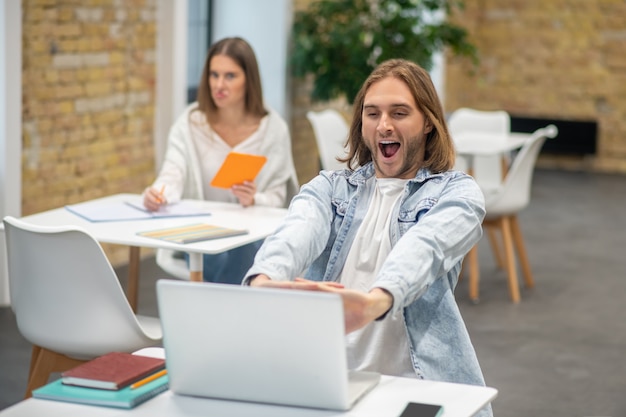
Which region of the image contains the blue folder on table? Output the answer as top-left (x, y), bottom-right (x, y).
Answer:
top-left (65, 197), bottom-right (211, 222)
top-left (32, 375), bottom-right (169, 409)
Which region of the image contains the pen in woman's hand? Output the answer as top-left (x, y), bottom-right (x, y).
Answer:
top-left (143, 186), bottom-right (166, 211)
top-left (156, 185), bottom-right (165, 204)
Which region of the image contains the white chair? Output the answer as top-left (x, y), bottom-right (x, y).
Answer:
top-left (306, 109), bottom-right (349, 171)
top-left (3, 216), bottom-right (163, 397)
top-left (156, 248), bottom-right (189, 280)
top-left (448, 108), bottom-right (512, 284)
top-left (448, 107), bottom-right (511, 190)
top-left (467, 125), bottom-right (558, 303)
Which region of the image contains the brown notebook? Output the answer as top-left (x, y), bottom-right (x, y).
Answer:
top-left (61, 352), bottom-right (165, 390)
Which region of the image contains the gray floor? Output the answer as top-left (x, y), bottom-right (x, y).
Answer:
top-left (1, 168), bottom-right (625, 416)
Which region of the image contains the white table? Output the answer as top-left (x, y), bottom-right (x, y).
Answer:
top-left (454, 132), bottom-right (531, 158)
top-left (454, 132), bottom-right (531, 175)
top-left (0, 376), bottom-right (497, 417)
top-left (11, 194), bottom-right (288, 310)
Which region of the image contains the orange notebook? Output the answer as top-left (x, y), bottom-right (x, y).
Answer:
top-left (210, 152), bottom-right (267, 189)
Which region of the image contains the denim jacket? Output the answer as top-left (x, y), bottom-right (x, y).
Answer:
top-left (245, 162), bottom-right (491, 412)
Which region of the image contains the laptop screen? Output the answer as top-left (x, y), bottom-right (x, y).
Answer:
top-left (156, 280), bottom-right (378, 410)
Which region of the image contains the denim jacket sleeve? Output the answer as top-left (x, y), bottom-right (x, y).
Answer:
top-left (374, 172), bottom-right (486, 317)
top-left (244, 172), bottom-right (337, 283)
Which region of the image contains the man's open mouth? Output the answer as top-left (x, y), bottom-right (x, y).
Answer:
top-left (379, 141), bottom-right (400, 158)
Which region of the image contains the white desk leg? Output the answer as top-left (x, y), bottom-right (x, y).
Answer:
top-left (189, 252), bottom-right (203, 282)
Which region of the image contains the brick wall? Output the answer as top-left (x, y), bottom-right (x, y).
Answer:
top-left (289, 0), bottom-right (353, 186)
top-left (445, 0), bottom-right (626, 172)
top-left (290, 0), bottom-right (321, 186)
top-left (290, 75), bottom-right (353, 186)
top-left (22, 0), bottom-right (157, 264)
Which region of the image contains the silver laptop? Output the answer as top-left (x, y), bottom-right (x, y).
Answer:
top-left (156, 279), bottom-right (380, 410)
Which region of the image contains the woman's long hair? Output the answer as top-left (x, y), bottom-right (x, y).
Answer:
top-left (195, 37), bottom-right (267, 118)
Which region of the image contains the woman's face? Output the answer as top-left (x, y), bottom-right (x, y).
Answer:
top-left (209, 54), bottom-right (247, 109)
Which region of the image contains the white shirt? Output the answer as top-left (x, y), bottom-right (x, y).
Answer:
top-left (190, 113), bottom-right (269, 203)
top-left (339, 178), bottom-right (415, 378)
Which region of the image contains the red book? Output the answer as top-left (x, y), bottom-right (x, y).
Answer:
top-left (61, 352), bottom-right (165, 390)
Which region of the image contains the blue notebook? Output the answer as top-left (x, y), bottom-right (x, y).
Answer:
top-left (65, 198), bottom-right (211, 222)
top-left (32, 375), bottom-right (169, 409)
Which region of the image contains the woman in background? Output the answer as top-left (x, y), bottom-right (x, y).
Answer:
top-left (143, 37), bottom-right (298, 283)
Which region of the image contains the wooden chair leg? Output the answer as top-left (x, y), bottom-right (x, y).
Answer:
top-left (500, 155), bottom-right (509, 180)
top-left (510, 215), bottom-right (535, 288)
top-left (467, 245), bottom-right (480, 303)
top-left (27, 345), bottom-right (42, 382)
top-left (486, 226), bottom-right (505, 269)
top-left (25, 347), bottom-right (54, 398)
top-left (499, 217), bottom-right (520, 303)
top-left (25, 347), bottom-right (87, 398)
top-left (459, 256), bottom-right (466, 280)
top-left (127, 246), bottom-right (141, 313)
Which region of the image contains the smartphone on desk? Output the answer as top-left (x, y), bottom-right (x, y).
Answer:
top-left (398, 402), bottom-right (444, 417)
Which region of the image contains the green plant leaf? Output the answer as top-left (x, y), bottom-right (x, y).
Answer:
top-left (291, 0), bottom-right (478, 103)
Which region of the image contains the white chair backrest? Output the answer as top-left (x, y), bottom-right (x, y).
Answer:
top-left (448, 108), bottom-right (511, 135)
top-left (306, 109), bottom-right (349, 171)
top-left (3, 216), bottom-right (161, 359)
top-left (448, 108), bottom-right (511, 189)
top-left (485, 125), bottom-right (558, 216)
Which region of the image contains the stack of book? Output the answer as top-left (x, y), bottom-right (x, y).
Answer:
top-left (32, 352), bottom-right (168, 409)
top-left (137, 223), bottom-right (248, 244)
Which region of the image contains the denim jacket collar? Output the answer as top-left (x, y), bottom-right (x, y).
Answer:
top-left (348, 162), bottom-right (444, 186)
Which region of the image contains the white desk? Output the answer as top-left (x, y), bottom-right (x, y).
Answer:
top-left (453, 131), bottom-right (534, 191)
top-left (0, 376), bottom-right (497, 417)
top-left (10, 194), bottom-right (288, 309)
top-left (454, 132), bottom-right (531, 176)
top-left (454, 132), bottom-right (531, 158)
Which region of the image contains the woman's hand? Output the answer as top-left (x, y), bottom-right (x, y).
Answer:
top-left (143, 186), bottom-right (167, 211)
top-left (231, 181), bottom-right (256, 207)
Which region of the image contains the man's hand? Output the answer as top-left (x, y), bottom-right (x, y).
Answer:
top-left (322, 287), bottom-right (393, 333)
top-left (249, 276), bottom-right (393, 334)
top-left (249, 275), bottom-right (344, 291)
